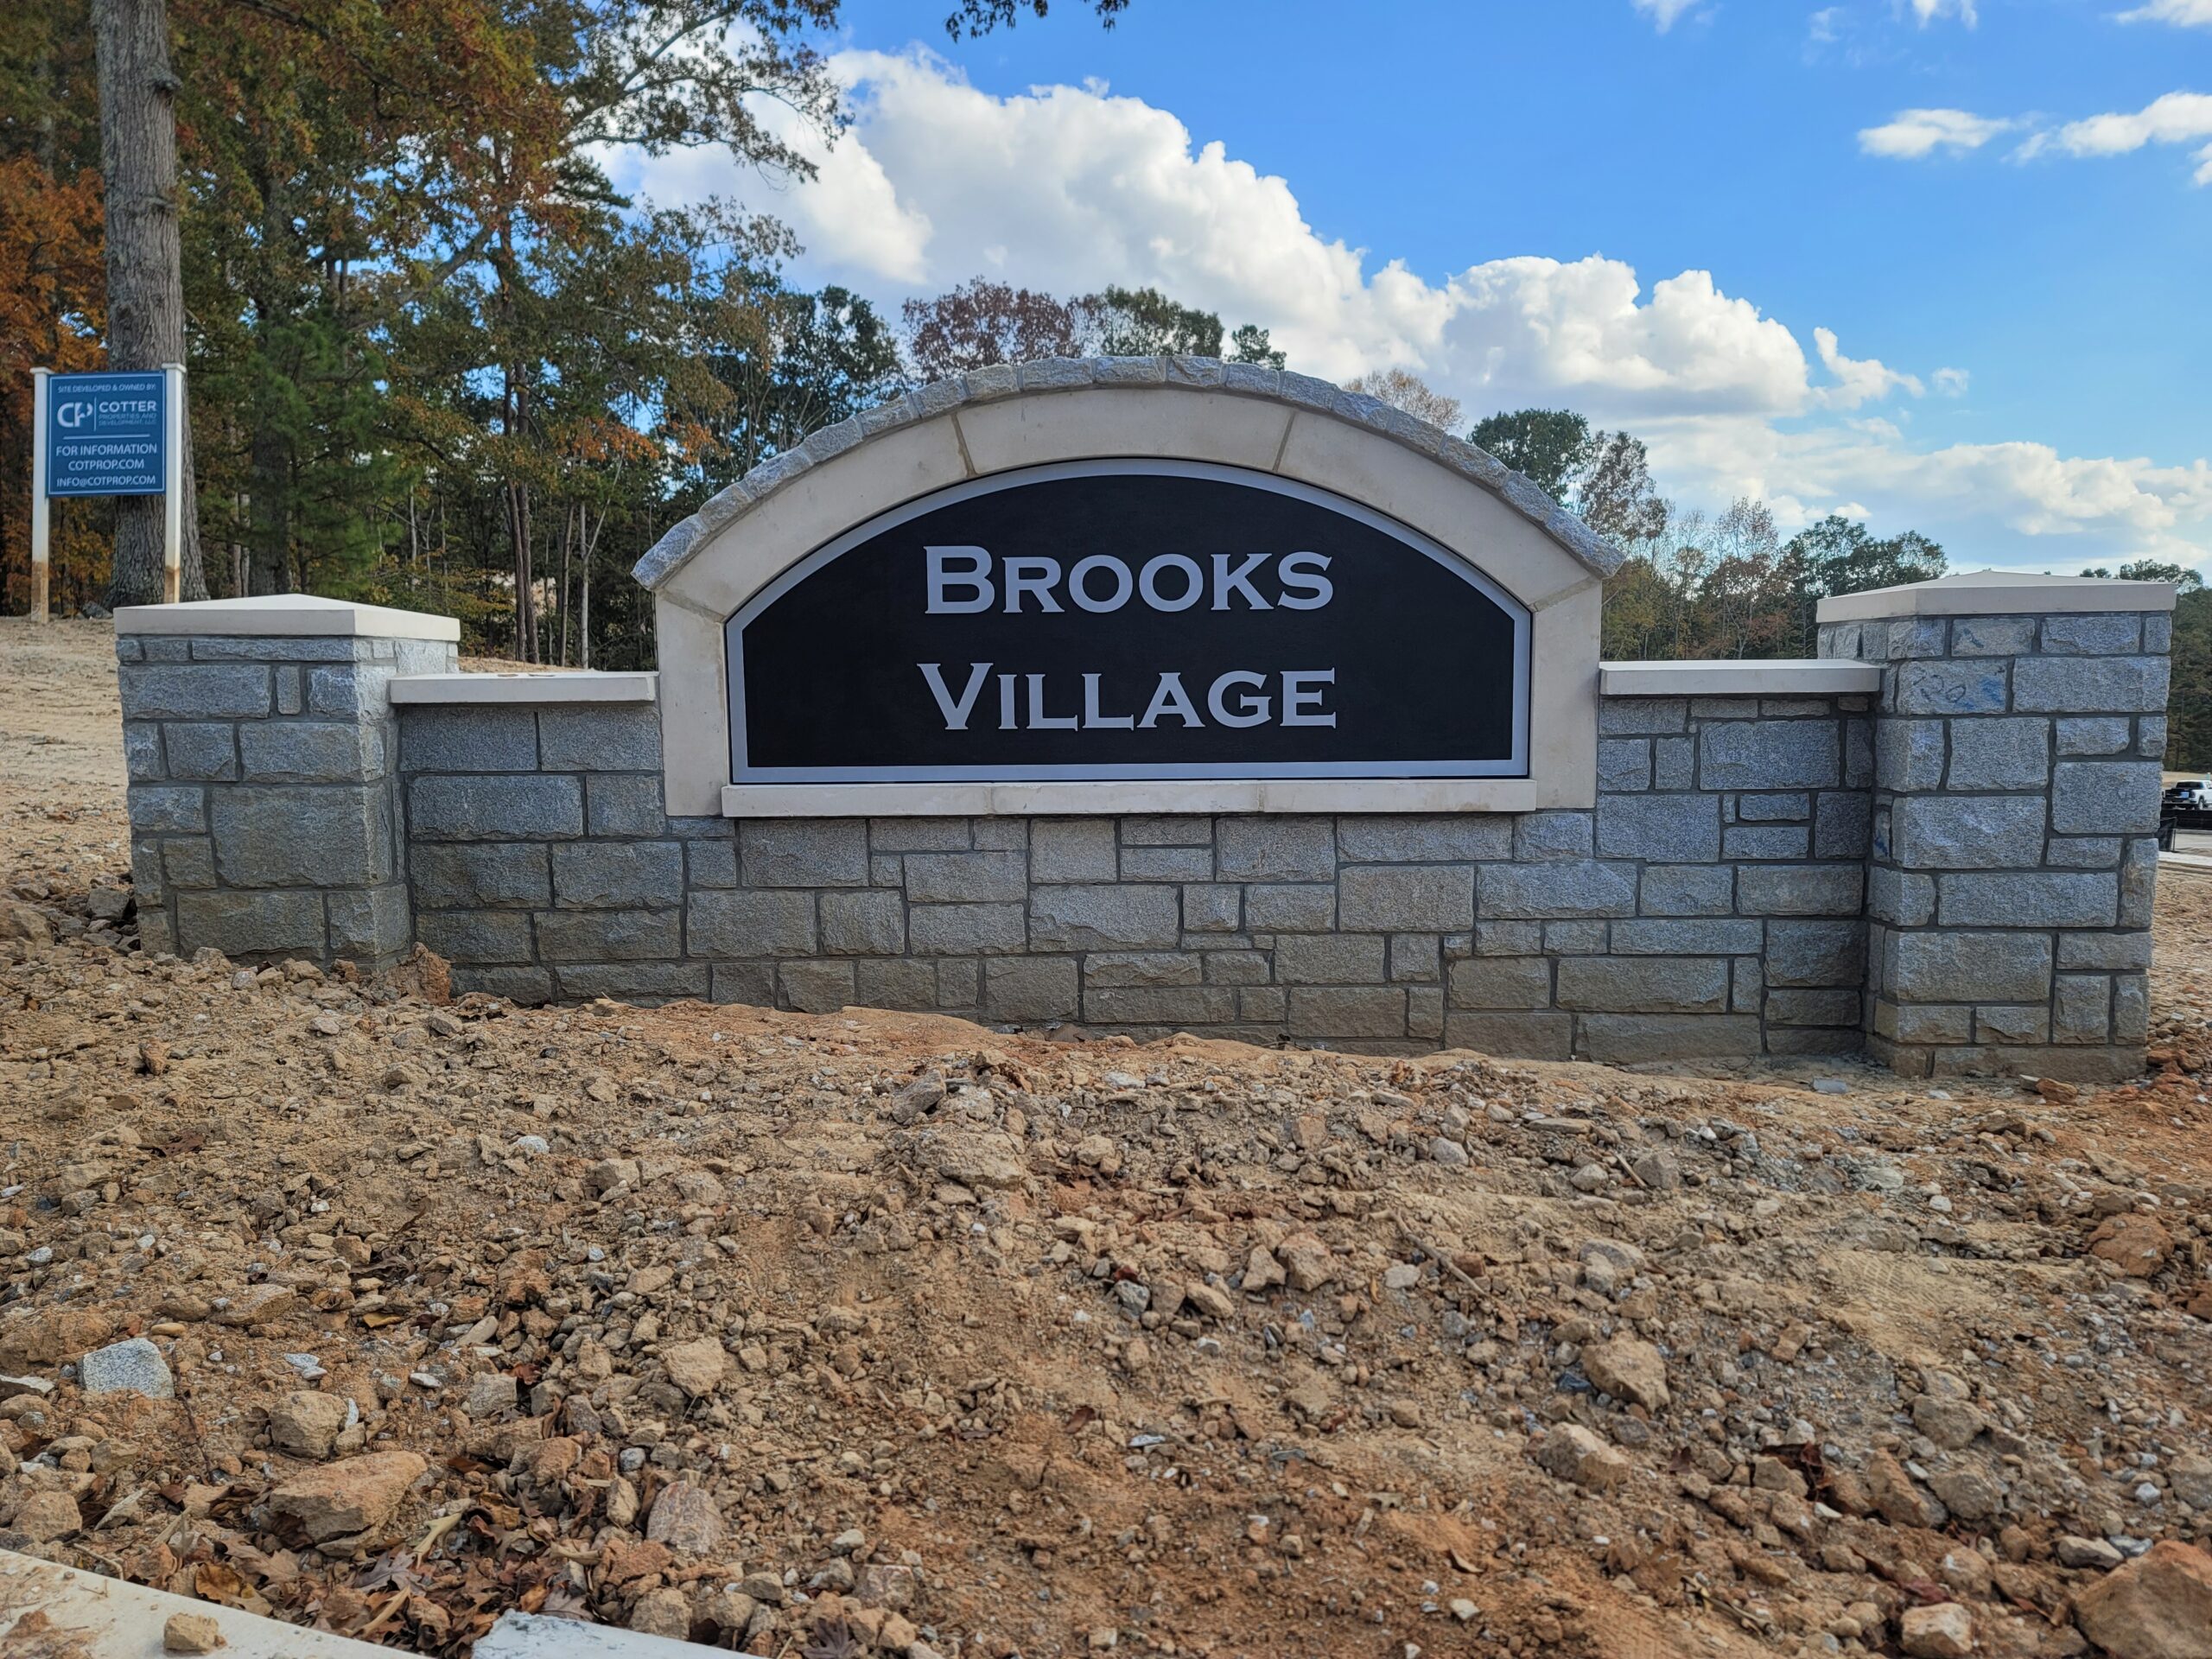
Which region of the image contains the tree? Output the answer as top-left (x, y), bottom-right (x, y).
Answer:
top-left (902, 277), bottom-right (1097, 378)
top-left (2169, 588), bottom-right (2212, 768)
top-left (1229, 322), bottom-right (1284, 368)
top-left (1091, 284), bottom-right (1221, 356)
top-left (93, 0), bottom-right (205, 605)
top-left (1577, 429), bottom-right (1669, 548)
top-left (1468, 408), bottom-right (1592, 499)
top-left (2082, 559), bottom-right (2203, 591)
top-left (944, 0), bottom-right (1131, 35)
top-left (1344, 368), bottom-right (1459, 432)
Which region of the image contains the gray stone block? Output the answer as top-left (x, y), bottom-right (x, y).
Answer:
top-left (1336, 815), bottom-right (1512, 861)
top-left (780, 959), bottom-right (855, 1014)
top-left (2113, 974), bottom-right (2149, 1045)
top-left (2012, 655), bottom-right (2168, 714)
top-left (325, 887), bottom-right (410, 962)
top-left (1892, 795), bottom-right (2045, 869)
top-left (1274, 934), bottom-right (1388, 983)
top-left (972, 817), bottom-right (1027, 850)
top-left (911, 902), bottom-right (1027, 955)
top-left (175, 890), bottom-right (327, 959)
top-left (399, 706), bottom-right (537, 772)
top-left (1478, 861), bottom-right (1637, 918)
top-left (1944, 717), bottom-right (2048, 790)
top-left (275, 667), bottom-right (302, 715)
top-left (711, 961), bottom-right (778, 1007)
top-left (740, 819), bottom-right (867, 886)
top-left (1597, 739), bottom-right (1650, 792)
top-left (1474, 920), bottom-right (1542, 954)
top-left (162, 722), bottom-right (240, 781)
top-left (239, 721), bottom-right (384, 784)
top-left (1447, 957), bottom-right (1552, 1010)
top-left (539, 706), bottom-right (661, 771)
top-left (163, 838), bottom-right (215, 889)
top-left (1205, 950), bottom-right (1273, 984)
top-left (120, 663), bottom-right (270, 720)
top-left (1085, 951), bottom-right (1204, 987)
top-left (1339, 865), bottom-right (1474, 930)
top-left (129, 784), bottom-right (205, 834)
top-left (855, 958), bottom-right (938, 1011)
top-left (686, 838), bottom-right (738, 888)
top-left (2047, 835), bottom-right (2121, 868)
top-left (1610, 918), bottom-right (1764, 955)
top-left (1875, 720), bottom-right (1946, 791)
top-left (1975, 1004), bottom-right (2049, 1045)
top-left (1217, 817), bottom-right (1335, 880)
top-left (1182, 884), bottom-right (1241, 931)
top-left (868, 817), bottom-right (970, 852)
top-left (1389, 933), bottom-right (1440, 982)
top-left (1085, 986), bottom-right (1237, 1026)
top-left (1120, 844), bottom-right (1214, 881)
top-left (2145, 614), bottom-right (2173, 653)
top-left (1936, 871), bottom-right (2116, 928)
top-left (1767, 988), bottom-right (1861, 1027)
top-left (1892, 1004), bottom-right (1972, 1045)
top-left (1513, 811), bottom-right (1593, 861)
top-left (2056, 716), bottom-right (2133, 756)
top-left (1238, 986), bottom-right (1287, 1023)
top-left (2137, 716), bottom-right (2167, 759)
top-left (416, 908), bottom-right (537, 964)
top-left (1286, 987), bottom-right (1407, 1038)
top-left (410, 774), bottom-right (582, 841)
top-left (124, 722), bottom-right (162, 780)
top-left (1700, 721), bottom-right (1840, 790)
top-left (2042, 614), bottom-right (2141, 654)
top-left (1578, 1014), bottom-right (1760, 1063)
top-left (537, 907), bottom-right (681, 962)
top-left (904, 849), bottom-right (1028, 903)
top-left (1736, 791), bottom-right (1809, 822)
top-left (1653, 737), bottom-right (1695, 789)
top-left (937, 958), bottom-right (980, 1007)
top-left (1408, 986), bottom-right (1444, 1039)
top-left (1031, 819), bottom-right (1117, 880)
top-left (986, 957), bottom-right (1080, 1021)
top-left (556, 963), bottom-right (709, 1003)
top-left (1892, 931), bottom-right (2051, 1001)
top-left (1246, 884), bottom-right (1335, 931)
top-left (2051, 761), bottom-right (2162, 835)
top-left (2120, 836), bottom-right (2158, 927)
top-left (1598, 697), bottom-right (1686, 735)
top-left (586, 774), bottom-right (666, 837)
top-left (1120, 816), bottom-right (1213, 846)
top-left (2056, 932), bottom-right (2152, 971)
top-left (1765, 920), bottom-right (1865, 988)
top-left (1888, 618), bottom-right (1952, 659)
top-left (1896, 660), bottom-right (2007, 716)
top-left (1732, 957), bottom-right (1763, 1012)
top-left (2052, 974), bottom-right (2111, 1045)
top-left (1736, 863), bottom-right (1863, 916)
top-left (1814, 793), bottom-right (1872, 859)
top-left (819, 890), bottom-right (906, 954)
top-left (551, 842), bottom-right (683, 909)
top-left (411, 842), bottom-right (550, 908)
top-left (1556, 957), bottom-right (1726, 1014)
top-left (1723, 826), bottom-right (1808, 860)
top-left (1443, 1011), bottom-right (1573, 1059)
top-left (1949, 617), bottom-right (2036, 657)
top-left (1544, 920), bottom-right (1608, 953)
top-left (1638, 864), bottom-right (1733, 916)
top-left (142, 637), bottom-right (191, 661)
top-left (1595, 795), bottom-right (1719, 862)
top-left (1029, 885), bottom-right (1180, 950)
top-left (687, 890), bottom-right (817, 957)
top-left (307, 664), bottom-right (393, 717)
top-left (213, 786), bottom-right (391, 886)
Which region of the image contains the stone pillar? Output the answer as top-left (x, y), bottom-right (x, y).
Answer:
top-left (117, 596), bottom-right (459, 967)
top-left (1817, 572), bottom-right (2173, 1080)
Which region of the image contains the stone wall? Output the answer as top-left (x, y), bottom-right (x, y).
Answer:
top-left (394, 690), bottom-right (1872, 1061)
top-left (120, 630), bottom-right (455, 968)
top-left (1821, 606), bottom-right (2170, 1079)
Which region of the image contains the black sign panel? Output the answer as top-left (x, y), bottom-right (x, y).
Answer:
top-left (728, 460), bottom-right (1529, 783)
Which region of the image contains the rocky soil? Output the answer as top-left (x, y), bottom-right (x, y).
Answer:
top-left (2, 616), bottom-right (2211, 1659)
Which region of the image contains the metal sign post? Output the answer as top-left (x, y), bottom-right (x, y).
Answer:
top-left (29, 364), bottom-right (181, 617)
top-left (29, 368), bottom-right (50, 623)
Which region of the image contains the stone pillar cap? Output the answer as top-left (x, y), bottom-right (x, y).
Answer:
top-left (1816, 569), bottom-right (2175, 623)
top-left (114, 594), bottom-right (461, 642)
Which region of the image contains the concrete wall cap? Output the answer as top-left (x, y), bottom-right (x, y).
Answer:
top-left (631, 356), bottom-right (1624, 590)
top-left (115, 594), bottom-right (461, 641)
top-left (390, 671), bottom-right (658, 705)
top-left (1816, 569), bottom-right (2177, 622)
top-left (1600, 659), bottom-right (1882, 696)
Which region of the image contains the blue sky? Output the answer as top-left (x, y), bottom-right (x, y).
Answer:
top-left (613, 0), bottom-right (2212, 570)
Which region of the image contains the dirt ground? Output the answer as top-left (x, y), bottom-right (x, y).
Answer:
top-left (3, 614), bottom-right (2210, 1659)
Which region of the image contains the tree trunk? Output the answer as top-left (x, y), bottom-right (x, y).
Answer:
top-left (94, 0), bottom-right (205, 607)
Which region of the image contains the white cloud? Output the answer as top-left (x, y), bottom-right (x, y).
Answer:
top-left (605, 46), bottom-right (2212, 571)
top-left (2047, 91), bottom-right (2212, 182)
top-left (1808, 7), bottom-right (1846, 43)
top-left (1907, 0), bottom-right (1978, 23)
top-left (1630, 0), bottom-right (1702, 30)
top-left (1859, 108), bottom-right (2016, 158)
top-left (2116, 0), bottom-right (2212, 25)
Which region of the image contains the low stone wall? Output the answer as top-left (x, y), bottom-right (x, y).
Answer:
top-left (391, 690), bottom-right (1871, 1061)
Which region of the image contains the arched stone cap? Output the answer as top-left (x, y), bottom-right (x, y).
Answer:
top-left (642, 356), bottom-right (1612, 817)
top-left (633, 356), bottom-right (1623, 592)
